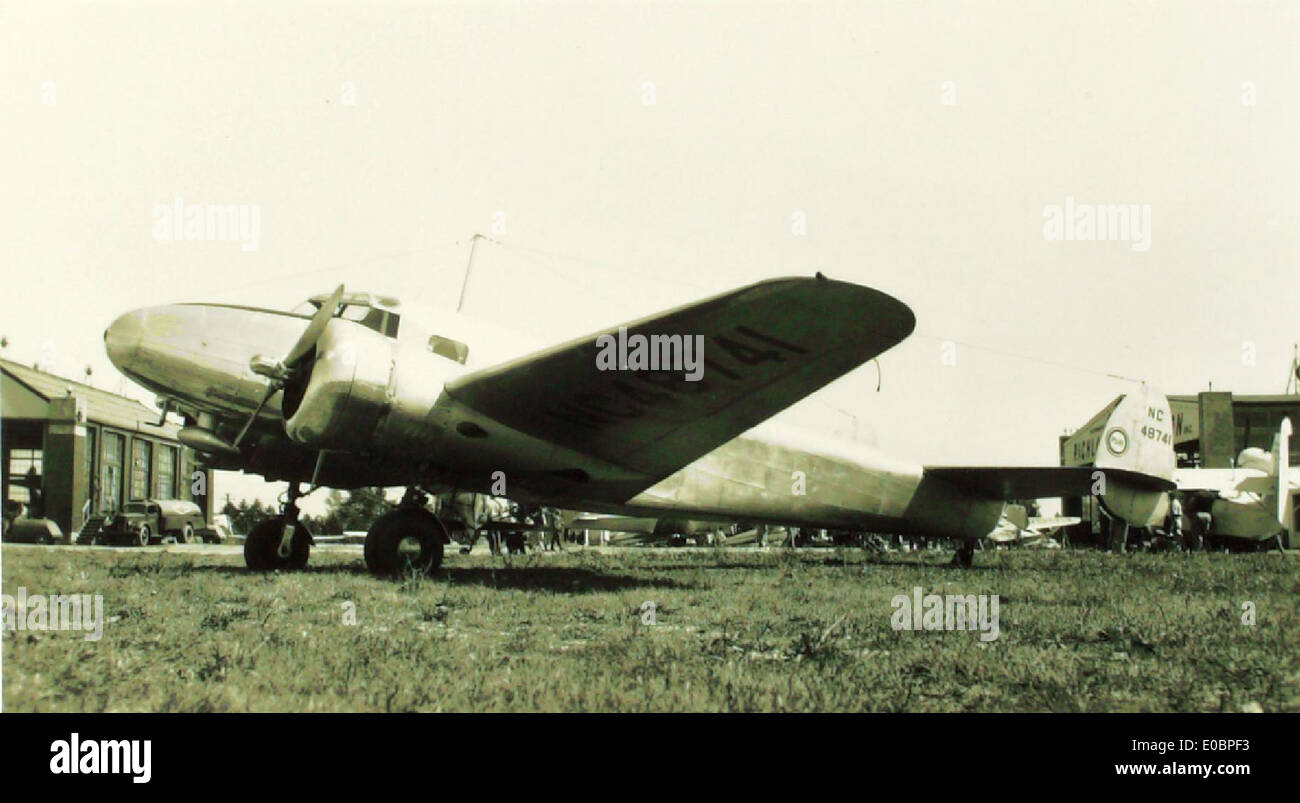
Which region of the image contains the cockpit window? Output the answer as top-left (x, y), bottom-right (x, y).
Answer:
top-left (291, 299), bottom-right (400, 339)
top-left (349, 306), bottom-right (400, 337)
top-left (429, 335), bottom-right (469, 365)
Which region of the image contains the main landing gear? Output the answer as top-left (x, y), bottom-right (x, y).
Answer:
top-left (244, 482), bottom-right (314, 571)
top-left (950, 539), bottom-right (977, 569)
top-left (242, 484), bottom-right (450, 577)
top-left (363, 487), bottom-right (449, 577)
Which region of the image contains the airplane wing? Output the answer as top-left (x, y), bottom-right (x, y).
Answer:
top-left (1024, 516), bottom-right (1082, 534)
top-left (446, 275), bottom-right (915, 483)
top-left (569, 515), bottom-right (659, 533)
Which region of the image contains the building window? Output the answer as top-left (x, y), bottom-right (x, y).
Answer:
top-left (1234, 404), bottom-right (1300, 463)
top-left (156, 445), bottom-right (176, 500)
top-left (130, 439), bottom-right (152, 501)
top-left (6, 448), bottom-right (42, 504)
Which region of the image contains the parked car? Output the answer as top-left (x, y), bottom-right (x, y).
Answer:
top-left (2, 515), bottom-right (64, 544)
top-left (99, 499), bottom-right (206, 546)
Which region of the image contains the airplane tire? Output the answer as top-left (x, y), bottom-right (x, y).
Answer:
top-left (364, 508), bottom-right (446, 577)
top-left (244, 517), bottom-right (311, 571)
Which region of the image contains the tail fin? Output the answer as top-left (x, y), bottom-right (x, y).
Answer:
top-left (1092, 383), bottom-right (1175, 527)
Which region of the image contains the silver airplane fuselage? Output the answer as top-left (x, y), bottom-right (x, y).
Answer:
top-left (104, 302), bottom-right (1004, 540)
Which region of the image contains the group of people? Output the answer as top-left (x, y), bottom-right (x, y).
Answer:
top-left (1164, 492), bottom-right (1214, 551)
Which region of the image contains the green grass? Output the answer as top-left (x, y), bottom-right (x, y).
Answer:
top-left (3, 545), bottom-right (1298, 712)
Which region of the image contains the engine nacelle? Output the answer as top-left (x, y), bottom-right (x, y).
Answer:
top-left (283, 321), bottom-right (394, 450)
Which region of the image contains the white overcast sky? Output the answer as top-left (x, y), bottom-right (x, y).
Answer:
top-left (2, 1), bottom-right (1298, 514)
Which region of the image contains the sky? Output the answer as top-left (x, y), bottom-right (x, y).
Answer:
top-left (2, 1), bottom-right (1298, 516)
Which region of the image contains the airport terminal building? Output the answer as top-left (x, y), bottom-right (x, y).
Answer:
top-left (1, 357), bottom-right (214, 539)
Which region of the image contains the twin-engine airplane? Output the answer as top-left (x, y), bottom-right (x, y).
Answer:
top-left (104, 275), bottom-right (1176, 576)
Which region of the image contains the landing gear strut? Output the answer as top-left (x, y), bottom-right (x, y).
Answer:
top-left (950, 540), bottom-right (976, 569)
top-left (244, 482), bottom-right (313, 571)
top-left (1106, 518), bottom-right (1130, 554)
top-left (364, 487), bottom-right (449, 577)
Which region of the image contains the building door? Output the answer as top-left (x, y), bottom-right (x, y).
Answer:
top-left (84, 427), bottom-right (97, 521)
top-left (101, 432), bottom-right (124, 513)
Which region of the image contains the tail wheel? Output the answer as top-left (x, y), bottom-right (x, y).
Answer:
top-left (244, 516), bottom-right (311, 571)
top-left (364, 508), bottom-right (446, 577)
top-left (137, 524), bottom-right (152, 547)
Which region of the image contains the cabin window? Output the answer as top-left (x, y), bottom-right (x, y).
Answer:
top-left (428, 335), bottom-right (469, 365)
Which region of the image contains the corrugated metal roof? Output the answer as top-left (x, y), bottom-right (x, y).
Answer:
top-left (1, 357), bottom-right (181, 438)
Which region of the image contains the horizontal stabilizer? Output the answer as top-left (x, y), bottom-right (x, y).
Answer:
top-left (925, 466), bottom-right (1174, 500)
top-left (929, 385), bottom-right (1176, 529)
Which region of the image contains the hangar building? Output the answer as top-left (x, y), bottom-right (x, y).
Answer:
top-left (2, 357), bottom-right (214, 540)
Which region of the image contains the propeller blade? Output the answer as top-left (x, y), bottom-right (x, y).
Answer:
top-left (285, 284), bottom-right (345, 367)
top-left (232, 383), bottom-right (279, 448)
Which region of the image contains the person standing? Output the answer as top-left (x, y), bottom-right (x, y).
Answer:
top-left (1168, 493), bottom-right (1184, 549)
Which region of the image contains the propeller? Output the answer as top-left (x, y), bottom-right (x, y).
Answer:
top-left (233, 284), bottom-right (345, 448)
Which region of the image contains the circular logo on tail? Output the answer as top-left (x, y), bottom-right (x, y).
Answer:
top-left (1105, 428), bottom-right (1129, 456)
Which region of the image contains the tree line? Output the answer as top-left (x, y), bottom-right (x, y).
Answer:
top-left (219, 488), bottom-right (393, 535)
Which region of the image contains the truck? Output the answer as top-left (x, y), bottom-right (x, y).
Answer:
top-left (99, 499), bottom-right (208, 546)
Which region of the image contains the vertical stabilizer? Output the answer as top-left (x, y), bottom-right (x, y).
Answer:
top-left (1093, 383), bottom-right (1175, 527)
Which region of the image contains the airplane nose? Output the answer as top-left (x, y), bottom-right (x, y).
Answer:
top-left (104, 309), bottom-right (146, 371)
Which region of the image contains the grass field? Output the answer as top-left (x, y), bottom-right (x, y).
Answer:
top-left (3, 544), bottom-right (1298, 712)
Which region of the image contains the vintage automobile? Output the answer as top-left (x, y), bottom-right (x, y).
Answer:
top-left (100, 499), bottom-right (207, 546)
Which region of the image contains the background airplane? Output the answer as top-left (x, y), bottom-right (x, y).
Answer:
top-left (1173, 418), bottom-right (1296, 550)
top-left (985, 504), bottom-right (1080, 548)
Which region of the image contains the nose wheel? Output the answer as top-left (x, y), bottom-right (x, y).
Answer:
top-left (244, 482), bottom-right (313, 571)
top-left (244, 516), bottom-right (312, 570)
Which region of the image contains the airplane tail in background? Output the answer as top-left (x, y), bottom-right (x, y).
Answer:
top-left (1092, 384), bottom-right (1176, 527)
top-left (1273, 418), bottom-right (1291, 531)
